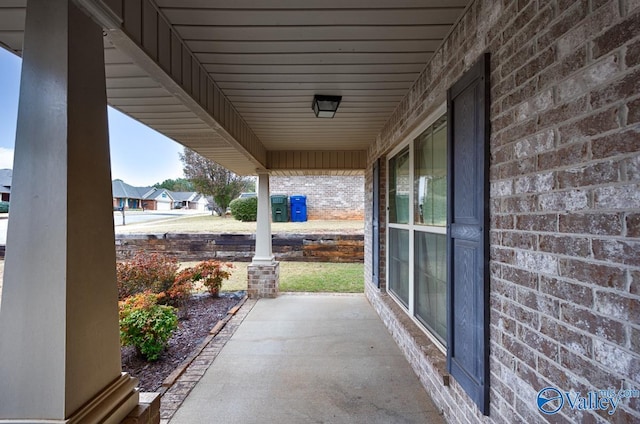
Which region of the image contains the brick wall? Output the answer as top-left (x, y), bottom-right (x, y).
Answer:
top-left (270, 175), bottom-right (364, 220)
top-left (365, 1), bottom-right (640, 423)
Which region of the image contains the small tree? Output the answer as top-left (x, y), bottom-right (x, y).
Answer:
top-left (180, 148), bottom-right (252, 216)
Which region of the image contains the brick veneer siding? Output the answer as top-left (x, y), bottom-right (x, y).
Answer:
top-left (365, 1), bottom-right (640, 423)
top-left (270, 175), bottom-right (364, 220)
top-left (248, 262), bottom-right (279, 299)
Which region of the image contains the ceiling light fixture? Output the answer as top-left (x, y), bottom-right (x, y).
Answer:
top-left (312, 95), bottom-right (342, 118)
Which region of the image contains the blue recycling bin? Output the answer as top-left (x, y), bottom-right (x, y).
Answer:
top-left (289, 195), bottom-right (307, 222)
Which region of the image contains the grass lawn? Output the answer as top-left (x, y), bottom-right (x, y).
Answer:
top-left (116, 215), bottom-right (363, 234)
top-left (183, 261), bottom-right (364, 293)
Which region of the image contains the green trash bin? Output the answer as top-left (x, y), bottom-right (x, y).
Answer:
top-left (270, 195), bottom-right (289, 222)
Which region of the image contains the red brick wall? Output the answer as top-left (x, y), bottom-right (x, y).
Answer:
top-left (365, 1), bottom-right (640, 423)
top-left (270, 175), bottom-right (364, 220)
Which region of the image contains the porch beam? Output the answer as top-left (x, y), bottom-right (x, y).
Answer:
top-left (267, 150), bottom-right (367, 174)
top-left (76, 0), bottom-right (268, 175)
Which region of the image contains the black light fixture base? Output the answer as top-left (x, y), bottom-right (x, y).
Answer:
top-left (312, 95), bottom-right (342, 118)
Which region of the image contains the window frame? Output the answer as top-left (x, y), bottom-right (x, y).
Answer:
top-left (386, 102), bottom-right (447, 353)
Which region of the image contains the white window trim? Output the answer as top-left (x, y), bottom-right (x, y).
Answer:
top-left (386, 102), bottom-right (447, 354)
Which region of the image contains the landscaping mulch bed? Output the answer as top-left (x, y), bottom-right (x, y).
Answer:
top-left (121, 292), bottom-right (243, 392)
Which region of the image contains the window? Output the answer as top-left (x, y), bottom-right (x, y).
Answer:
top-left (389, 147), bottom-right (409, 225)
top-left (386, 55), bottom-right (489, 414)
top-left (387, 112), bottom-right (448, 348)
top-left (414, 117), bottom-right (447, 227)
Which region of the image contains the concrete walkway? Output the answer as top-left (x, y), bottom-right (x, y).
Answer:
top-left (169, 294), bottom-right (444, 424)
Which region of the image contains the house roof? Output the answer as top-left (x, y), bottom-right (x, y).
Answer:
top-left (191, 194), bottom-right (208, 204)
top-left (170, 191), bottom-right (197, 202)
top-left (112, 180), bottom-right (153, 200)
top-left (144, 188), bottom-right (174, 201)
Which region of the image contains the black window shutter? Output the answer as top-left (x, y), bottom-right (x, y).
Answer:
top-left (372, 158), bottom-right (380, 288)
top-left (446, 53), bottom-right (490, 415)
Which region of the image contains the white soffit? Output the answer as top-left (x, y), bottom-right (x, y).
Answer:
top-left (0, 0), bottom-right (470, 174)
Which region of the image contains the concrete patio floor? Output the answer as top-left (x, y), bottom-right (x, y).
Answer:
top-left (169, 293), bottom-right (445, 424)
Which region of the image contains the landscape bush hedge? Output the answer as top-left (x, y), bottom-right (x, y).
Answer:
top-left (179, 260), bottom-right (233, 296)
top-left (119, 291), bottom-right (178, 361)
top-left (116, 252), bottom-right (179, 300)
top-left (229, 196), bottom-right (257, 222)
top-left (116, 252), bottom-right (234, 361)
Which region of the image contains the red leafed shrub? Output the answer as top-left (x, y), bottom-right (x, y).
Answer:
top-left (166, 269), bottom-right (195, 309)
top-left (116, 252), bottom-right (179, 300)
top-left (179, 261), bottom-right (233, 297)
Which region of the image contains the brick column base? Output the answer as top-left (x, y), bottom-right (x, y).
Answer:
top-left (248, 262), bottom-right (280, 298)
top-left (122, 392), bottom-right (160, 424)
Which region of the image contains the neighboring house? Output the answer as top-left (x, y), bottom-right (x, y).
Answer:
top-left (0, 169), bottom-right (12, 202)
top-left (112, 179), bottom-right (209, 211)
top-left (171, 191), bottom-right (209, 211)
top-left (111, 179), bottom-right (152, 210)
top-left (142, 188), bottom-right (174, 211)
top-left (270, 175), bottom-right (364, 220)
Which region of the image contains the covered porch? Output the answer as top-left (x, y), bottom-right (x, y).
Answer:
top-left (2, 0), bottom-right (640, 423)
top-left (0, 0), bottom-right (467, 422)
top-left (166, 294), bottom-right (444, 424)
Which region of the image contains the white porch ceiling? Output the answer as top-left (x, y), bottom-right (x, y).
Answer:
top-left (0, 0), bottom-right (469, 175)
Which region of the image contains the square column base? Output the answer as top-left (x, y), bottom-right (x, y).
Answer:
top-left (121, 393), bottom-right (160, 424)
top-left (248, 262), bottom-right (280, 299)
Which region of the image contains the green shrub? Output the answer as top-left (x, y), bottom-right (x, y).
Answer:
top-left (229, 196), bottom-right (257, 222)
top-left (119, 292), bottom-right (178, 361)
top-left (0, 202), bottom-right (9, 213)
top-left (116, 252), bottom-right (179, 300)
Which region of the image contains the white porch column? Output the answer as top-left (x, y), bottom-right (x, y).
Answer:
top-left (0, 1), bottom-right (138, 422)
top-left (252, 172), bottom-right (274, 264)
top-left (248, 172), bottom-right (279, 298)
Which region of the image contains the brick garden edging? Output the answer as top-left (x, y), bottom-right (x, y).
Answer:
top-left (115, 233), bottom-right (364, 263)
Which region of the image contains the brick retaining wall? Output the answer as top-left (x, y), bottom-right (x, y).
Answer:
top-left (115, 233), bottom-right (364, 263)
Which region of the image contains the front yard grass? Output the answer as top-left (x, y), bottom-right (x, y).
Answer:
top-left (278, 262), bottom-right (364, 293)
top-left (184, 261), bottom-right (364, 293)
